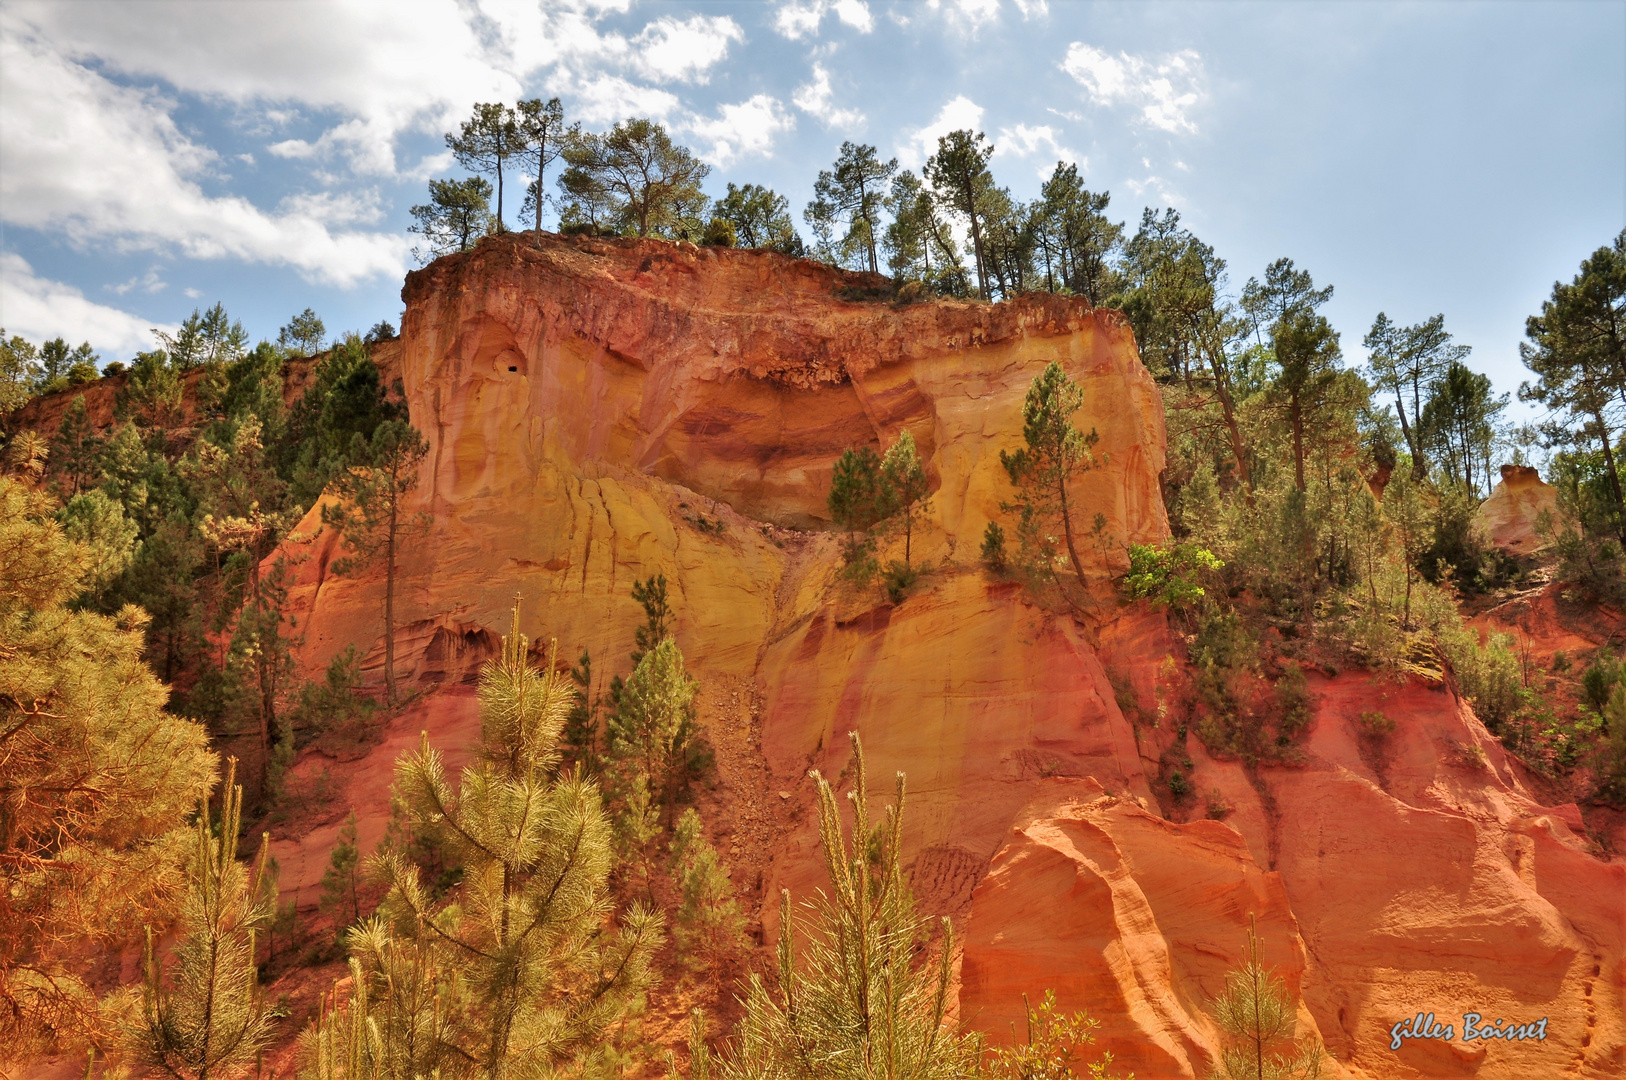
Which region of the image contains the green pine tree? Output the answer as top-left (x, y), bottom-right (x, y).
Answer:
top-left (319, 812), bottom-right (364, 937)
top-left (128, 758), bottom-right (275, 1080)
top-left (880, 431), bottom-right (932, 570)
top-left (999, 361), bottom-right (1103, 594)
top-left (607, 636), bottom-right (700, 830)
top-left (828, 445), bottom-right (895, 574)
top-left (668, 809), bottom-right (746, 986)
top-left (1207, 917), bottom-right (1322, 1080)
top-left (719, 732), bottom-right (976, 1080)
top-left (0, 475), bottom-right (215, 1061)
top-left (563, 647), bottom-right (601, 772)
top-left (356, 602), bottom-right (663, 1078)
top-left (323, 419), bottom-right (432, 705)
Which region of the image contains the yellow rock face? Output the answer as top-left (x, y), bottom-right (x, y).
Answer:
top-left (1477, 464), bottom-right (1559, 555)
top-left (269, 233), bottom-right (1622, 1080)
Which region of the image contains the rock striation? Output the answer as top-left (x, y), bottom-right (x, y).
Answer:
top-left (256, 233), bottom-right (1621, 1079)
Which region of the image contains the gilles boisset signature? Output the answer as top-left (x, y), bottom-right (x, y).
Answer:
top-left (1390, 1012), bottom-right (1549, 1050)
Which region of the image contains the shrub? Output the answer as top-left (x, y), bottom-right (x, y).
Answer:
top-left (1582, 652), bottom-right (1621, 713)
top-left (1355, 710), bottom-right (1395, 739)
top-left (702, 217), bottom-right (736, 247)
top-left (1123, 542), bottom-right (1222, 608)
top-left (1168, 769), bottom-right (1190, 800)
top-left (882, 559), bottom-right (918, 603)
top-left (980, 520), bottom-right (1007, 571)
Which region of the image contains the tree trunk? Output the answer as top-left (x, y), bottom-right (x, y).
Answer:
top-left (1291, 392), bottom-right (1307, 491)
top-left (1408, 377), bottom-right (1428, 479)
top-left (1207, 350), bottom-right (1252, 491)
top-left (962, 166), bottom-right (988, 300)
top-left (1594, 408), bottom-right (1626, 541)
top-left (1058, 472), bottom-right (1087, 588)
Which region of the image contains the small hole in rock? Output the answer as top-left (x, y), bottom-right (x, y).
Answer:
top-left (508, 366), bottom-right (517, 372)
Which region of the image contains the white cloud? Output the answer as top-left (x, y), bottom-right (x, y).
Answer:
top-left (774, 1), bottom-right (874, 39)
top-left (1, 253), bottom-right (177, 358)
top-left (1062, 43), bottom-right (1205, 134)
top-left (0, 33), bottom-right (407, 287)
top-left (569, 74), bottom-right (681, 125)
top-left (685, 95), bottom-right (795, 168)
top-left (897, 95), bottom-right (985, 169)
top-left (928, 0), bottom-right (1047, 22)
top-left (995, 122), bottom-right (1084, 179)
top-left (11, 0), bottom-right (518, 177)
top-left (631, 14), bottom-right (743, 84)
top-left (1125, 173), bottom-right (1185, 209)
top-left (793, 63), bottom-right (865, 129)
top-left (106, 267), bottom-right (168, 296)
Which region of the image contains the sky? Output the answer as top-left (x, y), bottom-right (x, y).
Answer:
top-left (1, 0), bottom-right (1621, 416)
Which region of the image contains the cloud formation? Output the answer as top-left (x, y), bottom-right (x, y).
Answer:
top-left (0, 33), bottom-right (408, 287)
top-left (793, 64), bottom-right (866, 129)
top-left (996, 122), bottom-right (1085, 177)
top-left (774, 1), bottom-right (875, 40)
top-left (896, 95), bottom-right (985, 169)
top-left (1062, 43), bottom-right (1205, 134)
top-left (686, 96), bottom-right (796, 167)
top-left (1, 253), bottom-right (177, 357)
top-left (630, 14), bottom-right (745, 84)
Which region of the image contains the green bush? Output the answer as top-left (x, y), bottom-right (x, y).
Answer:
top-left (882, 559), bottom-right (918, 603)
top-left (1124, 542), bottom-right (1223, 608)
top-left (980, 520), bottom-right (1007, 570)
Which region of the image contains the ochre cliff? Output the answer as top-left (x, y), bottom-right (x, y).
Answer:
top-left (1477, 464), bottom-right (1560, 555)
top-left (265, 233), bottom-right (1622, 1080)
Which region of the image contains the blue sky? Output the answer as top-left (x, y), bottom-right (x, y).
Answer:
top-left (1, 0), bottom-right (1621, 417)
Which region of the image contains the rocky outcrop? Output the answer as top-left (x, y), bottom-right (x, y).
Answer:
top-left (262, 233), bottom-right (1621, 1079)
top-left (1478, 464), bottom-right (1559, 555)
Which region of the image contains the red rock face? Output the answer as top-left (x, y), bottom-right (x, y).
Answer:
top-left (125, 233), bottom-right (1626, 1078)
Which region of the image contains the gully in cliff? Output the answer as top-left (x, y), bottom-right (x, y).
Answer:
top-left (1389, 1011), bottom-right (1550, 1050)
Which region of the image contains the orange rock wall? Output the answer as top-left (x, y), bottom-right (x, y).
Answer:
top-left (267, 233), bottom-right (1621, 1080)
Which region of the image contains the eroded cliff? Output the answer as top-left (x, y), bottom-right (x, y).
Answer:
top-left (267, 233), bottom-right (1622, 1080)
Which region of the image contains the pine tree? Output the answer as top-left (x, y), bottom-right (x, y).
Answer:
top-left (515, 97), bottom-right (566, 234)
top-left (719, 732), bottom-right (975, 1080)
top-left (323, 419), bottom-right (431, 705)
top-left (560, 119), bottom-right (711, 238)
top-left (1519, 230), bottom-right (1626, 534)
top-left (563, 647), bottom-right (601, 772)
top-left (0, 476), bottom-right (214, 1060)
top-left (409, 177), bottom-right (495, 263)
top-left (668, 809), bottom-right (746, 986)
top-left (631, 573), bottom-right (673, 665)
top-left (881, 431), bottom-right (932, 569)
top-left (447, 103), bottom-right (520, 229)
top-left (319, 812), bottom-right (364, 936)
top-left (52, 394), bottom-right (100, 496)
top-left (299, 924), bottom-right (458, 1080)
top-left (607, 636), bottom-right (700, 827)
top-left (999, 362), bottom-right (1103, 593)
top-left (807, 143), bottom-right (897, 273)
top-left (367, 602), bottom-right (663, 1078)
top-left (128, 758), bottom-right (276, 1080)
top-left (1207, 917), bottom-right (1323, 1080)
top-left (278, 308), bottom-right (327, 357)
top-left (828, 446), bottom-right (895, 570)
top-left (926, 130), bottom-right (996, 299)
